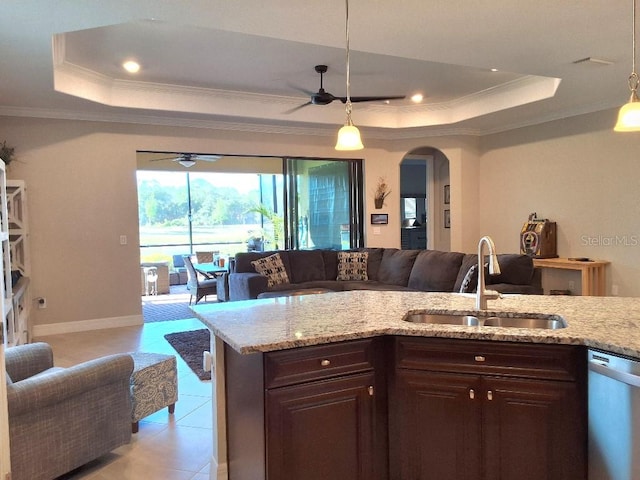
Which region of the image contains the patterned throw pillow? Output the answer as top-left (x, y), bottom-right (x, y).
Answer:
top-left (459, 264), bottom-right (478, 293)
top-left (337, 251), bottom-right (369, 281)
top-left (251, 253), bottom-right (290, 287)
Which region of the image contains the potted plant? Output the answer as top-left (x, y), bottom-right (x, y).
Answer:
top-left (374, 177), bottom-right (391, 209)
top-left (0, 141), bottom-right (15, 166)
top-left (248, 204), bottom-right (284, 249)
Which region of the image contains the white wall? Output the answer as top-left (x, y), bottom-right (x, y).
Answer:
top-left (479, 108), bottom-right (640, 296)
top-left (2, 116), bottom-right (440, 330)
top-left (4, 106), bottom-right (637, 333)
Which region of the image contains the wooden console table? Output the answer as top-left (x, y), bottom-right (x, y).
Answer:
top-left (532, 258), bottom-right (609, 296)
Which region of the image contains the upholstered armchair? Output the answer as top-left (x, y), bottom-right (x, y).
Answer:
top-left (5, 342), bottom-right (134, 480)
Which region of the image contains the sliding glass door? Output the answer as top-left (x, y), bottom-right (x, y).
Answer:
top-left (285, 158), bottom-right (364, 250)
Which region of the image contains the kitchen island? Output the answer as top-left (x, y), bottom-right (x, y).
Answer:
top-left (192, 290), bottom-right (640, 480)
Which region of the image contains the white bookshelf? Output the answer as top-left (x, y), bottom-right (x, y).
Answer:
top-left (2, 180), bottom-right (30, 346)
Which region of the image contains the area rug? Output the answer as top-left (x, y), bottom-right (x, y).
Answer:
top-left (164, 329), bottom-right (211, 381)
top-left (143, 300), bottom-right (196, 323)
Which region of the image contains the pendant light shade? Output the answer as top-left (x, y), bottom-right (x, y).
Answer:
top-left (615, 0), bottom-right (640, 131)
top-left (335, 0), bottom-right (364, 150)
top-left (336, 123), bottom-right (364, 150)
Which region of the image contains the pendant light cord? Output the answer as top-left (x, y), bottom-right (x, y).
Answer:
top-left (631, 0), bottom-right (639, 93)
top-left (345, 0), bottom-right (353, 124)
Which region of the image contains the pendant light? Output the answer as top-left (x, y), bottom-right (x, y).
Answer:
top-left (615, 0), bottom-right (640, 131)
top-left (335, 0), bottom-right (364, 150)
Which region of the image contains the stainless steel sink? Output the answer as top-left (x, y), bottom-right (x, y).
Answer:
top-left (403, 312), bottom-right (567, 329)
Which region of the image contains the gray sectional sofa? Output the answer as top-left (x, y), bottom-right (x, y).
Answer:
top-left (228, 248), bottom-right (542, 301)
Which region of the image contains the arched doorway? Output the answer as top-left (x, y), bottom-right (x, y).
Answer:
top-left (400, 147), bottom-right (450, 251)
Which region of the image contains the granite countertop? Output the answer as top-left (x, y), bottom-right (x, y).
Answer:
top-left (191, 291), bottom-right (640, 358)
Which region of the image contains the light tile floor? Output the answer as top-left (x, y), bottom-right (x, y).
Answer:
top-left (35, 318), bottom-right (212, 480)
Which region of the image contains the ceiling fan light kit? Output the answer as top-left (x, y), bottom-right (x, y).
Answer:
top-left (615, 0), bottom-right (640, 131)
top-left (179, 158), bottom-right (197, 167)
top-left (150, 153), bottom-right (222, 168)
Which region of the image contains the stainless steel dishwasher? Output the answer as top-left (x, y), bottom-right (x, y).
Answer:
top-left (588, 349), bottom-right (640, 479)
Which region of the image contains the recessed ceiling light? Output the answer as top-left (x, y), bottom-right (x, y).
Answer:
top-left (122, 60), bottom-right (141, 74)
top-left (411, 93), bottom-right (424, 103)
top-left (490, 68), bottom-right (499, 72)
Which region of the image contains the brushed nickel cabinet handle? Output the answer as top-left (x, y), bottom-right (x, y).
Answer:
top-left (469, 389), bottom-right (475, 399)
top-left (475, 355), bottom-right (486, 362)
top-left (320, 359), bottom-right (331, 367)
top-left (487, 390), bottom-right (493, 401)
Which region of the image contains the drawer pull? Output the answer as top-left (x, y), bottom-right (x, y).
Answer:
top-left (368, 385), bottom-right (374, 396)
top-left (475, 355), bottom-right (486, 362)
top-left (469, 389), bottom-right (475, 400)
top-left (320, 359), bottom-right (331, 367)
top-left (487, 390), bottom-right (493, 401)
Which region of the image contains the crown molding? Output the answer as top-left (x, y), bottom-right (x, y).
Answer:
top-left (0, 97), bottom-right (618, 140)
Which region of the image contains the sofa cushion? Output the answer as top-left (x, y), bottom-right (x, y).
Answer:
top-left (337, 251), bottom-right (369, 281)
top-left (377, 249), bottom-right (419, 286)
top-left (361, 248), bottom-right (384, 281)
top-left (407, 250), bottom-right (465, 292)
top-left (288, 250), bottom-right (326, 283)
top-left (251, 253), bottom-right (290, 287)
top-left (322, 250), bottom-right (339, 280)
top-left (339, 280), bottom-right (414, 291)
top-left (486, 254), bottom-right (535, 285)
top-left (235, 251), bottom-right (281, 273)
top-left (453, 253), bottom-right (535, 291)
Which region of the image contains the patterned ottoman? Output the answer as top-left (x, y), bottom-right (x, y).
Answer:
top-left (129, 352), bottom-right (178, 433)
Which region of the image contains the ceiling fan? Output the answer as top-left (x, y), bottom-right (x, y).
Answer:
top-left (150, 153), bottom-right (222, 168)
top-left (286, 65), bottom-right (406, 113)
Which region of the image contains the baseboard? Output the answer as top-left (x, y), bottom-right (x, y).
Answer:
top-left (210, 456), bottom-right (228, 480)
top-left (32, 314), bottom-right (143, 338)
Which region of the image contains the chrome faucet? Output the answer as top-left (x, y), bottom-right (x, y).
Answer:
top-left (476, 236), bottom-right (501, 310)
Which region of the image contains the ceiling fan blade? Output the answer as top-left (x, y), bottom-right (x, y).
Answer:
top-left (150, 156), bottom-right (181, 162)
top-left (195, 155), bottom-right (222, 162)
top-left (284, 101), bottom-right (312, 114)
top-left (287, 83), bottom-right (316, 97)
top-left (338, 95), bottom-right (406, 103)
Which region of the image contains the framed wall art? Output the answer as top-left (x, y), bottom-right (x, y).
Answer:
top-left (371, 213), bottom-right (389, 225)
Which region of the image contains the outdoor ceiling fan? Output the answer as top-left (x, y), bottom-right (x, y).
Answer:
top-left (286, 65), bottom-right (406, 114)
top-left (150, 153), bottom-right (222, 168)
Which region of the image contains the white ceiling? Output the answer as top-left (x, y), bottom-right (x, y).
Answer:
top-left (0, 0), bottom-right (632, 137)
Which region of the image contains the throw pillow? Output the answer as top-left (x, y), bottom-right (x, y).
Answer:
top-left (251, 253), bottom-right (290, 287)
top-left (459, 264), bottom-right (478, 293)
top-left (337, 251), bottom-right (369, 281)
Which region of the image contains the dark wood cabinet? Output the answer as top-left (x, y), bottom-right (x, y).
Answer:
top-left (390, 337), bottom-right (587, 480)
top-left (225, 336), bottom-right (586, 480)
top-left (225, 337), bottom-right (388, 480)
top-left (390, 369), bottom-right (482, 480)
top-left (266, 372), bottom-right (376, 480)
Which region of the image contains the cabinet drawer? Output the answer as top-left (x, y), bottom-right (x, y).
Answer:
top-left (265, 338), bottom-right (376, 388)
top-left (395, 337), bottom-right (583, 381)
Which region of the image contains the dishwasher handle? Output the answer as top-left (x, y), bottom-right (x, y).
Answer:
top-left (589, 359), bottom-right (640, 388)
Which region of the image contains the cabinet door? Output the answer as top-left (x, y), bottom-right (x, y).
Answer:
top-left (482, 376), bottom-right (586, 480)
top-left (266, 372), bottom-right (377, 480)
top-left (390, 369), bottom-right (482, 480)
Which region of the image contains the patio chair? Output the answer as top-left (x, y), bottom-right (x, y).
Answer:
top-left (195, 251), bottom-right (219, 264)
top-left (183, 255), bottom-right (217, 304)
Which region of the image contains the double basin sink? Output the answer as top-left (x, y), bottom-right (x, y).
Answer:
top-left (403, 311), bottom-right (566, 330)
